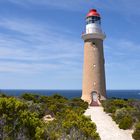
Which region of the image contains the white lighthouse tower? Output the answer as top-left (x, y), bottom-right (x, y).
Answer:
top-left (81, 9), bottom-right (106, 106)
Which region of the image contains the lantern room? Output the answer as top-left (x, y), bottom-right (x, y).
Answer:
top-left (86, 9), bottom-right (101, 25)
top-left (85, 9), bottom-right (102, 34)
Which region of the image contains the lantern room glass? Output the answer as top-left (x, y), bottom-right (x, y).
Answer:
top-left (86, 16), bottom-right (101, 25)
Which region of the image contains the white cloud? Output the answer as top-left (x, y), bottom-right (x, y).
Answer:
top-left (0, 17), bottom-right (83, 74)
top-left (6, 0), bottom-right (140, 16)
top-left (0, 17), bottom-right (139, 76)
top-left (6, 0), bottom-right (89, 11)
top-left (104, 38), bottom-right (140, 74)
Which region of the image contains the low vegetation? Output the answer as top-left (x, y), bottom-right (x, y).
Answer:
top-left (132, 122), bottom-right (140, 140)
top-left (0, 93), bottom-right (100, 140)
top-left (101, 99), bottom-right (140, 139)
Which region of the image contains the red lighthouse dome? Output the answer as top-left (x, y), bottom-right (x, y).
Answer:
top-left (86, 9), bottom-right (100, 17)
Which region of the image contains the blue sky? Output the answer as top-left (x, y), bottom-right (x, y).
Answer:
top-left (0, 0), bottom-right (140, 89)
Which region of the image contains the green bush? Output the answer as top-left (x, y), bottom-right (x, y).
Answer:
top-left (102, 99), bottom-right (140, 139)
top-left (113, 99), bottom-right (128, 108)
top-left (69, 98), bottom-right (88, 110)
top-left (114, 108), bottom-right (128, 123)
top-left (61, 109), bottom-right (100, 140)
top-left (132, 122), bottom-right (140, 140)
top-left (119, 116), bottom-right (133, 129)
top-left (0, 93), bottom-right (7, 97)
top-left (51, 94), bottom-right (67, 100)
top-left (21, 93), bottom-right (40, 103)
top-left (102, 99), bottom-right (129, 113)
top-left (0, 97), bottom-right (42, 139)
top-left (102, 100), bottom-right (117, 113)
top-left (107, 106), bottom-right (117, 113)
top-left (0, 94), bottom-right (100, 140)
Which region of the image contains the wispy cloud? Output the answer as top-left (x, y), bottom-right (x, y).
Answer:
top-left (0, 17), bottom-right (139, 75)
top-left (0, 17), bottom-right (83, 74)
top-left (6, 0), bottom-right (140, 16)
top-left (6, 0), bottom-right (91, 11)
top-left (104, 38), bottom-right (140, 74)
top-left (1, 0), bottom-right (140, 89)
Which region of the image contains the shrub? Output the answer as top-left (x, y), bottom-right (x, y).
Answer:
top-left (61, 109), bottom-right (100, 140)
top-left (0, 93), bottom-right (7, 97)
top-left (0, 94), bottom-right (100, 140)
top-left (113, 99), bottom-right (128, 108)
top-left (102, 99), bottom-right (140, 138)
top-left (0, 97), bottom-right (42, 139)
top-left (69, 98), bottom-right (88, 110)
top-left (119, 116), bottom-right (133, 129)
top-left (107, 106), bottom-right (117, 113)
top-left (21, 93), bottom-right (40, 103)
top-left (114, 108), bottom-right (128, 123)
top-left (102, 99), bottom-right (129, 113)
top-left (102, 100), bottom-right (117, 113)
top-left (51, 94), bottom-right (67, 100)
top-left (132, 122), bottom-right (140, 140)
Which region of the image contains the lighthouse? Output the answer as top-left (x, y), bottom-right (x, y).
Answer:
top-left (81, 9), bottom-right (106, 106)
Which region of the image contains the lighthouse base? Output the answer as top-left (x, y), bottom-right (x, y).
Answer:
top-left (90, 92), bottom-right (101, 106)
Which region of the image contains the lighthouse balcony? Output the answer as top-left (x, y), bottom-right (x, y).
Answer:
top-left (82, 32), bottom-right (106, 41)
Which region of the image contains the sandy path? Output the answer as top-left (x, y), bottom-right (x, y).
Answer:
top-left (85, 106), bottom-right (134, 140)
